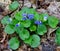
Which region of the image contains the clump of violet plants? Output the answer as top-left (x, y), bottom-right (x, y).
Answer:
top-left (1, 1), bottom-right (60, 50)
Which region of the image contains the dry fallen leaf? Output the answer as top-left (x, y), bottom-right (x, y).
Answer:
top-left (0, 15), bottom-right (4, 20)
top-left (47, 2), bottom-right (60, 19)
top-left (47, 27), bottom-right (58, 39)
top-left (0, 0), bottom-right (11, 5)
top-left (57, 46), bottom-right (60, 51)
top-left (0, 32), bottom-right (7, 43)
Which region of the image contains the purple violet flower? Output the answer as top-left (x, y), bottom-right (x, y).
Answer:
top-left (15, 22), bottom-right (20, 27)
top-left (28, 14), bottom-right (34, 20)
top-left (35, 20), bottom-right (40, 24)
top-left (22, 17), bottom-right (27, 20)
top-left (39, 21), bottom-right (42, 24)
top-left (35, 20), bottom-right (42, 25)
top-left (22, 13), bottom-right (27, 17)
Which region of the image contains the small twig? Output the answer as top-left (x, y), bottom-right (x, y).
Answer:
top-left (47, 27), bottom-right (58, 39)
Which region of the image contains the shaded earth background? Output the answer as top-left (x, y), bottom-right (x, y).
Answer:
top-left (0, 0), bottom-right (60, 51)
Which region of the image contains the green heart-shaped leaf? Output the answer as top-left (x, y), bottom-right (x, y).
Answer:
top-left (34, 12), bottom-right (40, 20)
top-left (8, 37), bottom-right (20, 50)
top-left (24, 36), bottom-right (32, 45)
top-left (1, 16), bottom-right (10, 25)
top-left (21, 20), bottom-right (31, 28)
top-left (55, 28), bottom-right (60, 45)
top-left (28, 8), bottom-right (35, 14)
top-left (4, 25), bottom-right (15, 34)
top-left (15, 25), bottom-right (24, 34)
top-left (19, 29), bottom-right (30, 40)
top-left (30, 35), bottom-right (40, 48)
top-left (56, 28), bottom-right (60, 36)
top-left (14, 12), bottom-right (22, 21)
top-left (55, 36), bottom-right (60, 45)
top-left (29, 25), bottom-right (36, 31)
top-left (37, 24), bottom-right (47, 35)
top-left (11, 19), bottom-right (19, 25)
top-left (48, 16), bottom-right (59, 28)
top-left (21, 7), bottom-right (30, 14)
top-left (9, 1), bottom-right (19, 11)
top-left (39, 13), bottom-right (49, 22)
